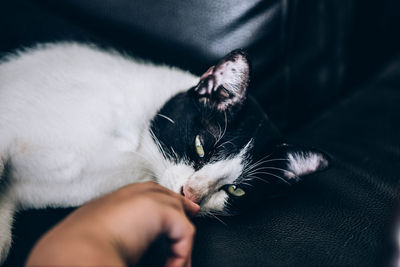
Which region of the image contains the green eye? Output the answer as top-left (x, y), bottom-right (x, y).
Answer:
top-left (195, 135), bottom-right (205, 158)
top-left (227, 185), bottom-right (246, 197)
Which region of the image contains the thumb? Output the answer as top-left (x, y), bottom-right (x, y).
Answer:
top-left (180, 195), bottom-right (200, 217)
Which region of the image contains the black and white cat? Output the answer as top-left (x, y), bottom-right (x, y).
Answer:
top-left (0, 43), bottom-right (329, 261)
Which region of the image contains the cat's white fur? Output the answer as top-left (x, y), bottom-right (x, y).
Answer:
top-left (285, 152), bottom-right (327, 180)
top-left (0, 192), bottom-right (14, 262)
top-left (0, 43), bottom-right (197, 208)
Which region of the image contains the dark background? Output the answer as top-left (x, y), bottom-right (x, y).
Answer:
top-left (1, 0), bottom-right (400, 266)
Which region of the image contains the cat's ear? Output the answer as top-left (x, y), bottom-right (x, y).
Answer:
top-left (276, 143), bottom-right (330, 184)
top-left (191, 49), bottom-right (250, 112)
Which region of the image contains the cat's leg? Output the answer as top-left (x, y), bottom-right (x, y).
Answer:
top-left (0, 154), bottom-right (16, 264)
top-left (0, 192), bottom-right (15, 264)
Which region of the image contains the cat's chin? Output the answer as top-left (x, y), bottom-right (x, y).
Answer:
top-left (193, 190), bottom-right (229, 216)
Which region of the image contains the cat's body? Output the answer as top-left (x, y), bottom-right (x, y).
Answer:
top-left (0, 43), bottom-right (197, 208)
top-left (0, 43), bottom-right (329, 262)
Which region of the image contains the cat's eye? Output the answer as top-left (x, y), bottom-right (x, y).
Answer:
top-left (195, 135), bottom-right (205, 158)
top-left (227, 185), bottom-right (246, 197)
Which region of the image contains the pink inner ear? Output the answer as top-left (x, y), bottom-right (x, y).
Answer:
top-left (194, 50), bottom-right (249, 111)
top-left (198, 53), bottom-right (249, 94)
top-left (214, 57), bottom-right (248, 95)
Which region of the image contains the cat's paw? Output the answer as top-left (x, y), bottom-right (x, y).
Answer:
top-left (0, 198), bottom-right (15, 264)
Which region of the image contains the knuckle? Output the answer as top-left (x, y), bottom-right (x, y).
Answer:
top-left (114, 184), bottom-right (134, 197)
top-left (164, 199), bottom-right (182, 213)
top-left (141, 181), bottom-right (158, 189)
top-left (139, 181), bottom-right (168, 194)
top-left (172, 198), bottom-right (185, 211)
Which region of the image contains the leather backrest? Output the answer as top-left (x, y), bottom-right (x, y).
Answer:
top-left (24, 0), bottom-right (400, 129)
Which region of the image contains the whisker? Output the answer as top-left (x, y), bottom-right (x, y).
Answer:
top-left (240, 181), bottom-right (254, 188)
top-left (248, 158), bottom-right (290, 167)
top-left (216, 140), bottom-right (235, 150)
top-left (242, 175), bottom-right (271, 185)
top-left (249, 152), bottom-right (274, 165)
top-left (246, 163), bottom-right (292, 175)
top-left (242, 153), bottom-right (277, 172)
top-left (243, 158), bottom-right (290, 174)
top-left (248, 166), bottom-right (299, 180)
top-left (157, 113), bottom-right (175, 124)
top-left (215, 111), bottom-right (228, 146)
top-left (209, 212), bottom-right (227, 226)
top-left (214, 122), bottom-right (223, 144)
top-left (213, 211), bottom-right (233, 217)
top-left (149, 128), bottom-right (171, 162)
top-left (246, 171), bottom-right (291, 185)
top-left (170, 146), bottom-right (179, 163)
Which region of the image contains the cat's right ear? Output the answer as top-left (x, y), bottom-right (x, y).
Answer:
top-left (190, 50), bottom-right (250, 112)
top-left (275, 143), bottom-right (330, 184)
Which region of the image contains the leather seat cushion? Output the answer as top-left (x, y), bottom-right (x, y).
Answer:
top-left (191, 57), bottom-right (400, 266)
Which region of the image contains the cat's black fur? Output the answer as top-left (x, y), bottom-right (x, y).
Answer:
top-left (150, 50), bottom-right (330, 214)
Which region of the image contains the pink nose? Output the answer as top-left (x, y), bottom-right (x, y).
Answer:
top-left (182, 185), bottom-right (201, 204)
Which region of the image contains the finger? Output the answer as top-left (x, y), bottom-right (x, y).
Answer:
top-left (165, 224), bottom-right (194, 267)
top-left (149, 190), bottom-right (200, 217)
top-left (162, 210), bottom-right (195, 267)
top-left (186, 253), bottom-right (192, 267)
top-left (137, 182), bottom-right (200, 216)
top-left (152, 185), bottom-right (200, 216)
top-left (180, 197), bottom-right (200, 217)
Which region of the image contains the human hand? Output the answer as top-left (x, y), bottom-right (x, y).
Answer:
top-left (26, 181), bottom-right (200, 267)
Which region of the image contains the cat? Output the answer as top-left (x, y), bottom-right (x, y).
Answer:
top-left (0, 42), bottom-right (329, 262)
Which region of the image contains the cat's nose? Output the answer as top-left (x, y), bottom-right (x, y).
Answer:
top-left (182, 185), bottom-right (201, 204)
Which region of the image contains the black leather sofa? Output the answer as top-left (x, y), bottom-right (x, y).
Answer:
top-left (1, 1), bottom-right (399, 266)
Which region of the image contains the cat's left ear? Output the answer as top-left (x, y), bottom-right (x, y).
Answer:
top-left (191, 49), bottom-right (250, 112)
top-left (276, 143), bottom-right (330, 184)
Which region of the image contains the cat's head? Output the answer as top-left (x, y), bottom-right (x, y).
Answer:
top-left (149, 50), bottom-right (329, 215)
